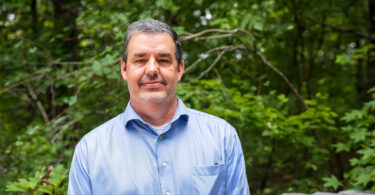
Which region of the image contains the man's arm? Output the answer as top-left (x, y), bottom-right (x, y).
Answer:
top-left (225, 126), bottom-right (250, 195)
top-left (68, 140), bottom-right (92, 195)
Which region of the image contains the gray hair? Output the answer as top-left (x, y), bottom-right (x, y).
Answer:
top-left (122, 19), bottom-right (183, 66)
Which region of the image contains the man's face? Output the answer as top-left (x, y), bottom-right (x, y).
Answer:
top-left (121, 33), bottom-right (184, 104)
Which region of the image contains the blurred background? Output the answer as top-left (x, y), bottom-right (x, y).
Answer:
top-left (1, 0), bottom-right (375, 194)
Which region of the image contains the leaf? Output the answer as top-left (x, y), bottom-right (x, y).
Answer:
top-left (356, 173), bottom-right (372, 186)
top-left (48, 164), bottom-right (68, 187)
top-left (349, 128), bottom-right (368, 143)
top-left (342, 110), bottom-right (365, 122)
top-left (253, 21), bottom-right (264, 31)
top-left (6, 171), bottom-right (41, 192)
top-left (358, 148), bottom-right (375, 161)
top-left (335, 54), bottom-right (352, 65)
top-left (63, 96), bottom-right (77, 106)
top-left (37, 185), bottom-right (53, 194)
top-left (5, 182), bottom-right (28, 192)
top-left (28, 47), bottom-right (38, 54)
top-left (322, 175), bottom-right (343, 190)
top-left (333, 142), bottom-right (351, 152)
top-left (364, 100), bottom-right (375, 110)
top-left (367, 86), bottom-right (375, 93)
top-left (350, 158), bottom-right (362, 166)
top-left (26, 125), bottom-right (40, 135)
top-left (240, 14), bottom-right (251, 29)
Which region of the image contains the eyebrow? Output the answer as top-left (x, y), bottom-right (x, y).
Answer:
top-left (133, 53), bottom-right (147, 57)
top-left (132, 53), bottom-right (172, 59)
top-left (157, 53), bottom-right (172, 60)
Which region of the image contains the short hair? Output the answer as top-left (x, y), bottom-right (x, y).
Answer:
top-left (122, 19), bottom-right (183, 66)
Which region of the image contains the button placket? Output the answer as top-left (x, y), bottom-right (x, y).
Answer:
top-left (156, 133), bottom-right (173, 195)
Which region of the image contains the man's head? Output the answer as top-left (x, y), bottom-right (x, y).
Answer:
top-left (122, 19), bottom-right (183, 67)
top-left (121, 19), bottom-right (184, 105)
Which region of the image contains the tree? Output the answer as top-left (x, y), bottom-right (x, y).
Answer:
top-left (1, 0), bottom-right (374, 194)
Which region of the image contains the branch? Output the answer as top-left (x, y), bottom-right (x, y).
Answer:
top-left (22, 38), bottom-right (53, 60)
top-left (255, 51), bottom-right (309, 110)
top-left (45, 76), bottom-right (88, 126)
top-left (221, 57), bottom-right (263, 95)
top-left (50, 57), bottom-right (121, 66)
top-left (196, 50), bottom-right (227, 80)
top-left (185, 45), bottom-right (245, 74)
top-left (181, 29), bottom-right (239, 40)
top-left (0, 75), bottom-right (43, 95)
top-left (306, 16), bottom-right (373, 41)
top-left (233, 34), bottom-right (308, 110)
top-left (50, 118), bottom-right (77, 144)
top-left (181, 27), bottom-right (308, 110)
top-left (26, 84), bottom-right (50, 123)
top-left (191, 34), bottom-right (234, 41)
top-left (0, 57), bottom-right (120, 96)
top-left (9, 90), bottom-right (32, 104)
top-left (206, 45), bottom-right (245, 53)
top-left (213, 68), bottom-right (229, 101)
top-left (181, 28), bottom-right (255, 48)
top-left (236, 28), bottom-right (257, 51)
top-left (51, 61), bottom-right (82, 65)
top-left (184, 58), bottom-right (203, 73)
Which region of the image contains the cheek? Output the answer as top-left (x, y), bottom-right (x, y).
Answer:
top-left (127, 69), bottom-right (144, 81)
top-left (163, 68), bottom-right (179, 79)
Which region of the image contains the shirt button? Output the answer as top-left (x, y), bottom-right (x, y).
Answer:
top-left (166, 192), bottom-right (171, 195)
top-left (162, 162), bottom-right (167, 167)
top-left (159, 136), bottom-right (163, 140)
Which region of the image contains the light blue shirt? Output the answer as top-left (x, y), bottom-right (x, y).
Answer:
top-left (68, 98), bottom-right (250, 195)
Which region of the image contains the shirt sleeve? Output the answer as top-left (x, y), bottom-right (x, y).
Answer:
top-left (68, 139), bottom-right (92, 195)
top-left (225, 125), bottom-right (250, 195)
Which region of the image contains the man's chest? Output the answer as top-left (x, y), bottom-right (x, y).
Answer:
top-left (87, 129), bottom-right (226, 195)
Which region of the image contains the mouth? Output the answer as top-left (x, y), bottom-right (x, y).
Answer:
top-left (141, 81), bottom-right (164, 88)
top-left (138, 76), bottom-right (167, 89)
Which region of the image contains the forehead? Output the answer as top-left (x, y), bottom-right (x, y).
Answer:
top-left (128, 33), bottom-right (175, 55)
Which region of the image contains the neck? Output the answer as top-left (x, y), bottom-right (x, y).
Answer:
top-left (130, 97), bottom-right (178, 126)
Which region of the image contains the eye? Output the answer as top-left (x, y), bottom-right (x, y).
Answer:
top-left (158, 59), bottom-right (170, 64)
top-left (135, 59), bottom-right (146, 63)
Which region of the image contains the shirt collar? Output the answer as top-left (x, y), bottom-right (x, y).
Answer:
top-left (121, 97), bottom-right (189, 128)
top-left (171, 97), bottom-right (189, 123)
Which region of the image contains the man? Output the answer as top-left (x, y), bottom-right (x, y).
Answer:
top-left (68, 19), bottom-right (250, 195)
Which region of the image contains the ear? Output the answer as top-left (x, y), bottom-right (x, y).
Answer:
top-left (177, 60), bottom-right (185, 82)
top-left (121, 58), bottom-right (127, 81)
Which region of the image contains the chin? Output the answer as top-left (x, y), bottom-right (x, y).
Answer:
top-left (138, 92), bottom-right (170, 104)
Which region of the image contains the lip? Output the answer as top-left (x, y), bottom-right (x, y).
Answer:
top-left (141, 81), bottom-right (163, 88)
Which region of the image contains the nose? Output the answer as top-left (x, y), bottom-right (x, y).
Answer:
top-left (145, 57), bottom-right (159, 77)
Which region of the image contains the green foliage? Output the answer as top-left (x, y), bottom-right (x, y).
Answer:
top-left (335, 87), bottom-right (375, 190)
top-left (179, 79), bottom-right (339, 193)
top-left (323, 175), bottom-right (343, 191)
top-left (6, 164), bottom-right (68, 194)
top-left (6, 172), bottom-right (40, 193)
top-left (1, 0), bottom-right (375, 194)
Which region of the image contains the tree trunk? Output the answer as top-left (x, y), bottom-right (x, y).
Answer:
top-left (52, 0), bottom-right (80, 61)
top-left (365, 0), bottom-right (375, 101)
top-left (51, 0), bottom-right (80, 117)
top-left (31, 0), bottom-right (38, 36)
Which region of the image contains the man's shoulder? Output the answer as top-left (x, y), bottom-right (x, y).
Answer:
top-left (79, 113), bottom-right (123, 144)
top-left (185, 107), bottom-right (240, 150)
top-left (187, 108), bottom-right (227, 122)
top-left (186, 107), bottom-right (234, 129)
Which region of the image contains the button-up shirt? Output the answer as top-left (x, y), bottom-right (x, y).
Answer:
top-left (68, 98), bottom-right (250, 194)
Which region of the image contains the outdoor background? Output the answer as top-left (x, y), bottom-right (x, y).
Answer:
top-left (1, 0), bottom-right (375, 194)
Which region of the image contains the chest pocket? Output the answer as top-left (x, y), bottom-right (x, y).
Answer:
top-left (191, 164), bottom-right (225, 195)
